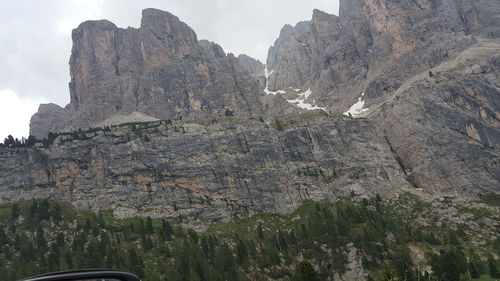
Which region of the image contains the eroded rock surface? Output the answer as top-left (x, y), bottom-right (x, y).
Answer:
top-left (266, 0), bottom-right (500, 195)
top-left (267, 0), bottom-right (500, 113)
top-left (3, 114), bottom-right (411, 225)
top-left (16, 0), bottom-right (500, 227)
top-left (30, 9), bottom-right (267, 138)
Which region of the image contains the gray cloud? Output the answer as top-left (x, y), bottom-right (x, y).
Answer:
top-left (0, 0), bottom-right (339, 107)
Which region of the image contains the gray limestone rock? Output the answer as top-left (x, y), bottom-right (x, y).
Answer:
top-left (29, 104), bottom-right (71, 138)
top-left (237, 54), bottom-right (264, 77)
top-left (265, 0), bottom-right (500, 196)
top-left (15, 0), bottom-right (500, 231)
top-left (267, 0), bottom-right (500, 113)
top-left (30, 9), bottom-right (266, 138)
top-left (2, 114), bottom-right (411, 225)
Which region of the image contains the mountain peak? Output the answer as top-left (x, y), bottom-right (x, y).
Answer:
top-left (72, 19), bottom-right (117, 39)
top-left (140, 8), bottom-right (182, 27)
top-left (30, 8), bottom-right (267, 138)
top-left (140, 8), bottom-right (198, 45)
top-left (312, 9), bottom-right (336, 21)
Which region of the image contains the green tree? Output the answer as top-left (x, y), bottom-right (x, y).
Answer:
top-left (10, 203), bottom-right (20, 222)
top-left (257, 223), bottom-right (264, 240)
top-left (292, 260), bottom-right (320, 281)
top-left (35, 227), bottom-right (46, 251)
top-left (459, 272), bottom-right (472, 281)
top-left (493, 237), bottom-right (500, 256)
top-left (377, 263), bottom-right (400, 281)
top-left (392, 246), bottom-right (414, 281)
top-left (38, 199), bottom-right (50, 221)
top-left (216, 244), bottom-right (239, 280)
top-left (431, 248), bottom-right (467, 281)
top-left (50, 203), bottom-right (62, 223)
top-left (488, 255), bottom-right (500, 278)
top-left (235, 238), bottom-right (248, 265)
top-left (29, 199), bottom-right (39, 219)
top-left (145, 216), bottom-right (154, 234)
top-left (162, 219), bottom-right (173, 241)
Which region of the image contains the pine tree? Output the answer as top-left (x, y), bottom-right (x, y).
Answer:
top-left (377, 263), bottom-right (400, 281)
top-left (488, 255), bottom-right (500, 278)
top-left (145, 216), bottom-right (154, 234)
top-left (47, 244), bottom-right (60, 272)
top-left (49, 203), bottom-right (62, 223)
top-left (431, 248), bottom-right (467, 281)
top-left (459, 272), bottom-right (473, 281)
top-left (35, 227), bottom-right (46, 251)
top-left (292, 260), bottom-right (320, 281)
top-left (38, 199), bottom-right (50, 221)
top-left (257, 223), bottom-right (264, 240)
top-left (493, 237), bottom-right (500, 256)
top-left (235, 238), bottom-right (248, 265)
top-left (0, 226), bottom-right (9, 246)
top-left (162, 219), bottom-right (173, 241)
top-left (29, 199), bottom-right (38, 219)
top-left (55, 233), bottom-right (65, 247)
top-left (10, 203), bottom-right (20, 223)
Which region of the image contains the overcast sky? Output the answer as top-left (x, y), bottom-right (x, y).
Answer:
top-left (0, 0), bottom-right (339, 139)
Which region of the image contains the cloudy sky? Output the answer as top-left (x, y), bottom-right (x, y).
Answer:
top-left (0, 0), bottom-right (339, 139)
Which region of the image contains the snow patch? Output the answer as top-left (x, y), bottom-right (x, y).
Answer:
top-left (343, 92), bottom-right (368, 117)
top-left (263, 65), bottom-right (286, 95)
top-left (287, 89), bottom-right (326, 111)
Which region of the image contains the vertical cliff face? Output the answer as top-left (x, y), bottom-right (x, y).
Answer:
top-left (30, 9), bottom-right (267, 138)
top-left (19, 1), bottom-right (500, 213)
top-left (267, 0), bottom-right (500, 113)
top-left (237, 54), bottom-right (264, 77)
top-left (266, 9), bottom-right (366, 111)
top-left (265, 0), bottom-right (500, 194)
top-left (3, 115), bottom-right (414, 223)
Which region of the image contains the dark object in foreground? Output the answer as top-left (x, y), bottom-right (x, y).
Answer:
top-left (18, 269), bottom-right (140, 281)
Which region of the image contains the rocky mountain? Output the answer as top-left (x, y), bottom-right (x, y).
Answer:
top-left (267, 0), bottom-right (500, 112)
top-left (237, 54), bottom-right (266, 89)
top-left (2, 113), bottom-right (411, 226)
top-left (3, 2), bottom-right (500, 280)
top-left (29, 9), bottom-right (281, 138)
top-left (266, 0), bottom-right (500, 195)
top-left (237, 54), bottom-right (264, 77)
top-left (13, 1), bottom-right (500, 221)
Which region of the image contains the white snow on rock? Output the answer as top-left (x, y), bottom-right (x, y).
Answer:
top-left (343, 92), bottom-right (368, 117)
top-left (263, 65), bottom-right (286, 95)
top-left (287, 89), bottom-right (326, 110)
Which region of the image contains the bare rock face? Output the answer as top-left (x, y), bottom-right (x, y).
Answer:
top-left (2, 115), bottom-right (411, 225)
top-left (30, 104), bottom-right (71, 138)
top-left (265, 0), bottom-right (500, 194)
top-left (30, 9), bottom-right (266, 138)
top-left (267, 9), bottom-right (365, 111)
top-left (267, 0), bottom-right (500, 112)
top-left (237, 54), bottom-right (266, 89)
top-left (372, 42), bottom-right (500, 195)
top-left (15, 0), bottom-right (500, 223)
top-left (237, 54), bottom-right (264, 77)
